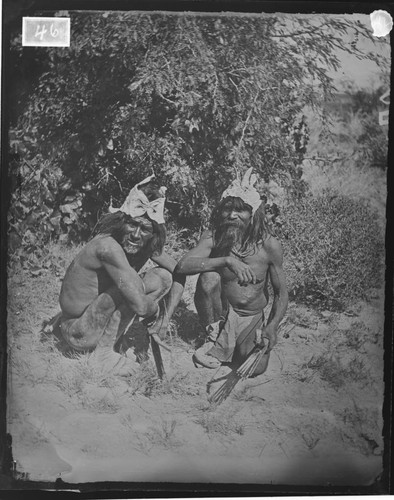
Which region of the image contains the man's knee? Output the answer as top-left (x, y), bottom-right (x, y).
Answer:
top-left (60, 293), bottom-right (118, 351)
top-left (60, 317), bottom-right (98, 352)
top-left (144, 267), bottom-right (173, 295)
top-left (157, 267), bottom-right (173, 291)
top-left (196, 272), bottom-right (221, 296)
top-left (96, 292), bottom-right (118, 313)
top-left (251, 352), bottom-right (270, 377)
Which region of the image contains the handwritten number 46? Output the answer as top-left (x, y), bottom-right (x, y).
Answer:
top-left (35, 23), bottom-right (59, 40)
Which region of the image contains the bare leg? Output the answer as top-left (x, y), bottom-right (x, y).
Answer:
top-left (250, 353), bottom-right (270, 376)
top-left (231, 332), bottom-right (270, 376)
top-left (194, 272), bottom-right (223, 328)
top-left (142, 267), bottom-right (173, 301)
top-left (115, 267), bottom-right (173, 357)
top-left (60, 290), bottom-right (122, 351)
top-left (59, 291), bottom-right (139, 376)
top-left (61, 268), bottom-right (173, 371)
top-left (193, 272), bottom-right (226, 369)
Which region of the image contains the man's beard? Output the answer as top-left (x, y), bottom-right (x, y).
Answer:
top-left (122, 236), bottom-right (145, 256)
top-left (213, 221), bottom-right (247, 257)
top-left (123, 243), bottom-right (141, 255)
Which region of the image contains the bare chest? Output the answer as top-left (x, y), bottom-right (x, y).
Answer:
top-left (221, 249), bottom-right (270, 284)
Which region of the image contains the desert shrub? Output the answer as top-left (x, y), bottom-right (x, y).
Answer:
top-left (305, 86), bottom-right (389, 173)
top-left (299, 351), bottom-right (371, 389)
top-left (280, 191), bottom-right (384, 310)
top-left (348, 87), bottom-right (389, 171)
top-left (302, 94), bottom-right (388, 218)
top-left (194, 412), bottom-right (245, 437)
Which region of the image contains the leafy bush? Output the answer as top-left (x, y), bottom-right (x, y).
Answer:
top-left (280, 191), bottom-right (384, 309)
top-left (302, 85), bottom-right (389, 218)
top-left (7, 12), bottom-right (387, 260)
top-left (347, 86), bottom-right (389, 171)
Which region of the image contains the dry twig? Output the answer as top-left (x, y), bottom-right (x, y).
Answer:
top-left (208, 344), bottom-right (269, 405)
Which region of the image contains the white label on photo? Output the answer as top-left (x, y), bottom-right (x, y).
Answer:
top-left (22, 17), bottom-right (70, 47)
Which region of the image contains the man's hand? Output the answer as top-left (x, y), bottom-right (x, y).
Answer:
top-left (142, 303), bottom-right (172, 352)
top-left (260, 323), bottom-right (277, 352)
top-left (142, 303), bottom-right (169, 341)
top-left (226, 256), bottom-right (257, 285)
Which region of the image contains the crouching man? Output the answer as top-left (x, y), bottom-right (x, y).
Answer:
top-left (175, 168), bottom-right (288, 380)
top-left (54, 174), bottom-right (184, 376)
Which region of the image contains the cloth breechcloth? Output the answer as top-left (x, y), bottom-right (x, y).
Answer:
top-left (206, 306), bottom-right (264, 363)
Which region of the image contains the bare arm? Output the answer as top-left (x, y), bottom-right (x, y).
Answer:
top-left (175, 231), bottom-right (228, 274)
top-left (97, 240), bottom-right (158, 318)
top-left (175, 230), bottom-right (257, 284)
top-left (262, 238), bottom-right (288, 350)
top-left (151, 251), bottom-right (186, 319)
top-left (151, 251), bottom-right (178, 273)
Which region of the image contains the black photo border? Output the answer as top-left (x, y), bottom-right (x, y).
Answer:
top-left (1, 0), bottom-right (393, 496)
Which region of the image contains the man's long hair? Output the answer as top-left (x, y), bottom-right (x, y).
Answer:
top-left (210, 196), bottom-right (271, 257)
top-left (92, 181), bottom-right (166, 256)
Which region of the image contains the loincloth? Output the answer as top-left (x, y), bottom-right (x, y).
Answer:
top-left (207, 306), bottom-right (264, 363)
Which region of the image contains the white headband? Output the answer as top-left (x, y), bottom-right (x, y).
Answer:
top-left (220, 167), bottom-right (262, 214)
top-left (109, 174), bottom-right (167, 224)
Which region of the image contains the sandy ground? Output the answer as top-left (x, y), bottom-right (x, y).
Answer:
top-left (6, 271), bottom-right (385, 487)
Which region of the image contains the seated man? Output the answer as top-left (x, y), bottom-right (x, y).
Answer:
top-left (174, 168), bottom-right (288, 378)
top-left (53, 174), bottom-right (184, 375)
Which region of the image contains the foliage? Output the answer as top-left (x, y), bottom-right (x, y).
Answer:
top-left (321, 86), bottom-right (389, 170)
top-left (7, 11), bottom-right (388, 260)
top-left (301, 101), bottom-right (387, 220)
top-left (279, 191), bottom-right (384, 309)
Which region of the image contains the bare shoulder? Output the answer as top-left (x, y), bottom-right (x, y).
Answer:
top-left (200, 229), bottom-right (213, 241)
top-left (194, 229), bottom-right (214, 249)
top-left (178, 229), bottom-right (213, 263)
top-left (259, 235), bottom-right (284, 263)
top-left (93, 235), bottom-right (123, 262)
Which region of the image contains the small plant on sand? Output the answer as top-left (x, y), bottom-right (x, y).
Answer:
top-left (234, 423), bottom-right (246, 435)
top-left (81, 393), bottom-right (121, 413)
top-left (9, 350), bottom-right (41, 386)
top-left (120, 414), bottom-right (155, 454)
top-left (127, 362), bottom-right (161, 397)
top-left (300, 427), bottom-right (320, 451)
top-left (145, 418), bottom-right (181, 449)
top-left (340, 401), bottom-right (382, 455)
top-left (285, 308), bottom-right (317, 329)
top-left (46, 350), bottom-right (118, 398)
top-left (194, 409), bottom-right (245, 438)
top-left (302, 353), bottom-right (346, 389)
top-left (121, 414), bottom-right (174, 453)
top-left (128, 362), bottom-right (201, 398)
top-left (50, 366), bottom-right (86, 396)
top-left (158, 371), bottom-right (202, 398)
top-left (133, 433), bottom-right (155, 455)
top-left (300, 350), bottom-right (372, 390)
top-left (232, 385), bottom-right (266, 403)
top-left (337, 321), bottom-right (370, 351)
top-left (345, 356), bottom-right (372, 387)
top-left (121, 413), bottom-right (134, 430)
top-left (195, 413), bottom-right (229, 436)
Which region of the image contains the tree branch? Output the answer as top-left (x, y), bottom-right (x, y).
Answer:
top-left (229, 77), bottom-right (239, 90)
top-left (157, 91), bottom-right (177, 106)
top-left (271, 23), bottom-right (326, 38)
top-left (238, 90), bottom-right (260, 150)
